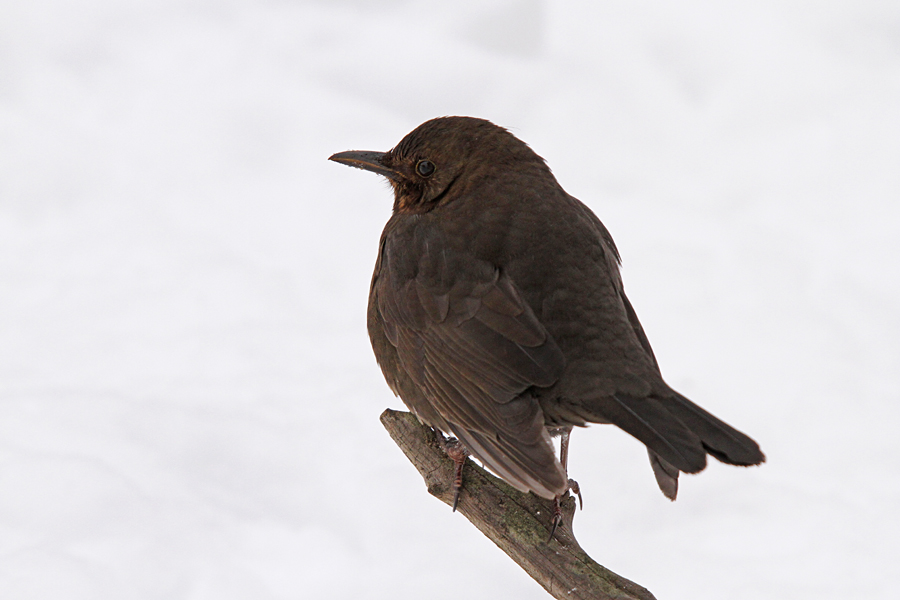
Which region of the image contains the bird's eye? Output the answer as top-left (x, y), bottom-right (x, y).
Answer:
top-left (416, 159), bottom-right (435, 178)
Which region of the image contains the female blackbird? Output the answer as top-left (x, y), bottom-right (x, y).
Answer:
top-left (330, 117), bottom-right (764, 506)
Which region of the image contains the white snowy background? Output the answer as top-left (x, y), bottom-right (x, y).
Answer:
top-left (1, 1), bottom-right (898, 598)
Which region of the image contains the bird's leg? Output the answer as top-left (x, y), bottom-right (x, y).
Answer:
top-left (433, 428), bottom-right (469, 512)
top-left (560, 429), bottom-right (584, 510)
top-left (549, 427), bottom-right (583, 540)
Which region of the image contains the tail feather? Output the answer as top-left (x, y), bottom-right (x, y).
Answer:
top-left (648, 450), bottom-right (679, 500)
top-left (665, 392), bottom-right (766, 466)
top-left (587, 394), bottom-right (708, 474)
top-left (582, 391), bottom-right (764, 499)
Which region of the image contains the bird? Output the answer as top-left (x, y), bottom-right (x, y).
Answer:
top-left (329, 116), bottom-right (764, 515)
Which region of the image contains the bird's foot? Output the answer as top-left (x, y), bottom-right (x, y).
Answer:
top-left (568, 478), bottom-right (583, 510)
top-left (433, 429), bottom-right (469, 511)
top-left (548, 478), bottom-right (583, 541)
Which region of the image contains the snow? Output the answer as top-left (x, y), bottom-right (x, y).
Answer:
top-left (1, 1), bottom-right (898, 598)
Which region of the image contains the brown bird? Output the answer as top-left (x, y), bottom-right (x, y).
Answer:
top-left (330, 116), bottom-right (764, 513)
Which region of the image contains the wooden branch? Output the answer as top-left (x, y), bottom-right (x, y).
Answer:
top-left (380, 409), bottom-right (657, 600)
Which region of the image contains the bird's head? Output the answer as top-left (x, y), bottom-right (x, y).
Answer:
top-left (329, 116), bottom-right (547, 215)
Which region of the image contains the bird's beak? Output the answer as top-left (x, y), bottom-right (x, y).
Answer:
top-left (328, 150), bottom-right (400, 180)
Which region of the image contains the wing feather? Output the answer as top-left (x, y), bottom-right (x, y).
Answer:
top-left (375, 261), bottom-right (567, 496)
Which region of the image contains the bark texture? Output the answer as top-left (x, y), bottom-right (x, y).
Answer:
top-left (380, 409), bottom-right (658, 600)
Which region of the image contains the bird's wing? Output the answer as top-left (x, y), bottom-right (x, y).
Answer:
top-left (374, 254), bottom-right (568, 498)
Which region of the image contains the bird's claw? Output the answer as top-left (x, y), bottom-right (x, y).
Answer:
top-left (548, 479), bottom-right (583, 541)
top-left (569, 478), bottom-right (583, 510)
top-left (548, 510), bottom-right (563, 541)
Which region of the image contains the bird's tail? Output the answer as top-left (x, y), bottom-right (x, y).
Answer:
top-left (582, 392), bottom-right (765, 499)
